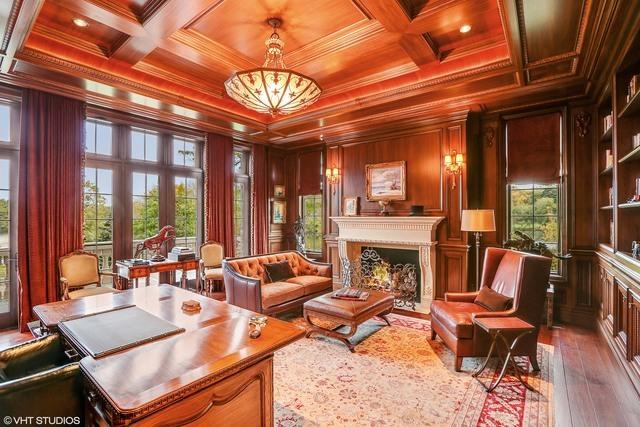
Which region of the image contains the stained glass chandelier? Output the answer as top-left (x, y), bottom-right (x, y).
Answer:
top-left (224, 18), bottom-right (322, 117)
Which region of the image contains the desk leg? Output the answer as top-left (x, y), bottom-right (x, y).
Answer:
top-left (146, 275), bottom-right (150, 287)
top-left (181, 267), bottom-right (187, 289)
top-left (196, 268), bottom-right (201, 294)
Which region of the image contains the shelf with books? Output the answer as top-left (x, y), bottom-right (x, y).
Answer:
top-left (618, 84), bottom-right (640, 118)
top-left (600, 205), bottom-right (614, 210)
top-left (601, 124), bottom-right (613, 141)
top-left (599, 165), bottom-right (613, 175)
top-left (618, 201), bottom-right (640, 209)
top-left (619, 144), bottom-right (640, 163)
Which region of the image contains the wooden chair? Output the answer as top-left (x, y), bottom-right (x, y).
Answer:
top-left (58, 250), bottom-right (120, 300)
top-left (199, 241), bottom-right (225, 300)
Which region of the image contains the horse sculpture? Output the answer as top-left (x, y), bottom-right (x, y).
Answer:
top-left (134, 225), bottom-right (176, 261)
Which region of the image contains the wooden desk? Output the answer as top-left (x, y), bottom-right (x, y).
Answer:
top-left (33, 285), bottom-right (305, 426)
top-left (115, 259), bottom-right (200, 291)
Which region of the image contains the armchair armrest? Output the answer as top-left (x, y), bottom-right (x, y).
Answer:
top-left (222, 261), bottom-right (262, 313)
top-left (0, 363), bottom-right (83, 420)
top-left (0, 335), bottom-right (65, 381)
top-left (445, 292), bottom-right (478, 303)
top-left (59, 277), bottom-right (70, 300)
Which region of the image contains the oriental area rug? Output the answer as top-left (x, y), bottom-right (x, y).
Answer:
top-left (273, 313), bottom-right (553, 427)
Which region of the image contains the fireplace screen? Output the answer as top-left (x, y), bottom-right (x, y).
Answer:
top-left (342, 247), bottom-right (417, 310)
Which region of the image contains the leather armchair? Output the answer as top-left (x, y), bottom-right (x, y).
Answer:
top-left (59, 250), bottom-right (120, 300)
top-left (430, 247), bottom-right (551, 371)
top-left (0, 334), bottom-right (84, 421)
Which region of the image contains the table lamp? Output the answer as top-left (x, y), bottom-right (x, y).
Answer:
top-left (461, 209), bottom-right (496, 291)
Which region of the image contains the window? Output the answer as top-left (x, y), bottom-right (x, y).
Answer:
top-left (0, 100), bottom-right (18, 328)
top-left (83, 167), bottom-right (113, 271)
top-left (132, 172), bottom-right (160, 252)
top-left (0, 159), bottom-right (11, 315)
top-left (0, 104), bottom-right (10, 143)
top-left (508, 183), bottom-right (560, 272)
top-left (233, 150), bottom-right (251, 256)
top-left (301, 194), bottom-right (323, 253)
top-left (174, 176), bottom-right (197, 250)
top-left (85, 119), bottom-right (113, 155)
top-left (131, 128), bottom-right (158, 162)
top-left (173, 136), bottom-right (196, 167)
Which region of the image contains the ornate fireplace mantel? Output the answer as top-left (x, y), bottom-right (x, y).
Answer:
top-left (330, 216), bottom-right (445, 312)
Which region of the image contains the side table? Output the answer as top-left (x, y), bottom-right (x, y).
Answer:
top-left (472, 316), bottom-right (536, 393)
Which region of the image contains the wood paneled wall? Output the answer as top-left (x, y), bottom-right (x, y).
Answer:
top-left (324, 112), bottom-right (480, 296)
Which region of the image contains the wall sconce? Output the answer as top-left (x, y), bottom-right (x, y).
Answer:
top-left (325, 166), bottom-right (340, 193)
top-left (444, 150), bottom-right (464, 189)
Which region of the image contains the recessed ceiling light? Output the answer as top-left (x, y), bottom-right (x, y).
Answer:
top-left (73, 18), bottom-right (89, 28)
top-left (459, 24), bottom-right (472, 33)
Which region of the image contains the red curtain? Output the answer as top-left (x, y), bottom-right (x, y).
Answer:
top-left (251, 144), bottom-right (269, 255)
top-left (204, 133), bottom-right (235, 257)
top-left (18, 89), bottom-right (85, 332)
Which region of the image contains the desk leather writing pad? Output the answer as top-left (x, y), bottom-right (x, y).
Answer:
top-left (59, 306), bottom-right (185, 358)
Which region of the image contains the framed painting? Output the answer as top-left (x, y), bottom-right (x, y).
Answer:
top-left (274, 184), bottom-right (285, 198)
top-left (343, 196), bottom-right (359, 216)
top-left (365, 161), bottom-right (406, 201)
top-left (272, 200), bottom-right (286, 224)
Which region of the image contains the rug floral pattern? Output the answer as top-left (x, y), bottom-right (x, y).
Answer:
top-left (273, 314), bottom-right (553, 427)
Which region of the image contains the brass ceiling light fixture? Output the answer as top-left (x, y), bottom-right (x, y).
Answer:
top-left (224, 18), bottom-right (322, 117)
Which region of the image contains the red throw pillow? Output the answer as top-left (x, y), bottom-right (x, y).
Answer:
top-left (264, 260), bottom-right (295, 283)
top-left (474, 287), bottom-right (513, 311)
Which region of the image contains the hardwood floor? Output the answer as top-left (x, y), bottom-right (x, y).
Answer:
top-left (1, 321), bottom-right (639, 426)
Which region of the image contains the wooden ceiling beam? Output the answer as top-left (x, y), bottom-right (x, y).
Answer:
top-left (1, 0), bottom-right (44, 73)
top-left (48, 0), bottom-right (146, 37)
top-left (358, 0), bottom-right (439, 65)
top-left (497, 0), bottom-right (525, 86)
top-left (110, 0), bottom-right (221, 65)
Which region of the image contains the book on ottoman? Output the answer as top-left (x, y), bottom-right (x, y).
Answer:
top-left (332, 287), bottom-right (369, 301)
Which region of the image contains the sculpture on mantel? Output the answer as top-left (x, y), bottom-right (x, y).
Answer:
top-left (378, 200), bottom-right (390, 216)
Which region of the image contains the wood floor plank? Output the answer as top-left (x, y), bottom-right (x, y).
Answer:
top-left (571, 328), bottom-right (630, 427)
top-left (551, 327), bottom-right (573, 427)
top-left (557, 327), bottom-right (599, 427)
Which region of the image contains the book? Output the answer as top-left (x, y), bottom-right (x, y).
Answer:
top-left (331, 288), bottom-right (370, 301)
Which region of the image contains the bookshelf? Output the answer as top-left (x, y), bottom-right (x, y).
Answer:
top-left (597, 93), bottom-right (614, 249)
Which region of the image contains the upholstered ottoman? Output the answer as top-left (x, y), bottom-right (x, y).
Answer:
top-left (303, 289), bottom-right (395, 352)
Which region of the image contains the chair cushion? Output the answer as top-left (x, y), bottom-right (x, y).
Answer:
top-left (204, 267), bottom-right (223, 280)
top-left (430, 300), bottom-right (488, 339)
top-left (261, 282), bottom-right (305, 308)
top-left (264, 261), bottom-right (295, 283)
top-left (474, 286), bottom-right (513, 311)
top-left (68, 286), bottom-right (119, 300)
top-left (286, 275), bottom-right (332, 295)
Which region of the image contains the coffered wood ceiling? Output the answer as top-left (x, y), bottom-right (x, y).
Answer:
top-left (0, 0), bottom-right (636, 146)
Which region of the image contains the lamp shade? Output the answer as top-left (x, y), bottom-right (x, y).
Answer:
top-left (461, 209), bottom-right (495, 232)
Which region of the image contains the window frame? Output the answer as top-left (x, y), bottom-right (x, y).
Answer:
top-left (502, 107), bottom-right (568, 281)
top-left (299, 194), bottom-right (323, 254)
top-left (83, 118), bottom-right (204, 268)
top-left (233, 148), bottom-right (251, 257)
top-left (0, 98), bottom-right (20, 329)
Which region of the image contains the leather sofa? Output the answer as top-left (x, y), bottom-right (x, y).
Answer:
top-left (223, 251), bottom-right (333, 315)
top-left (430, 247), bottom-right (551, 371)
top-left (0, 334), bottom-right (84, 421)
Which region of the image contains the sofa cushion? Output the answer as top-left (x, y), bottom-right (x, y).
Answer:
top-left (261, 282), bottom-right (305, 308)
top-left (430, 300), bottom-right (488, 339)
top-left (286, 275), bottom-right (332, 295)
top-left (264, 260), bottom-right (295, 283)
top-left (474, 286), bottom-right (513, 311)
